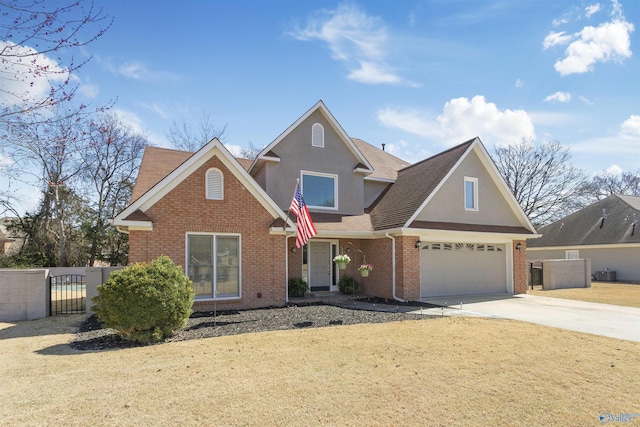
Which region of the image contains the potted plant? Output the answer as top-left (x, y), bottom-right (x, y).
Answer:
top-left (333, 254), bottom-right (351, 270)
top-left (358, 264), bottom-right (373, 278)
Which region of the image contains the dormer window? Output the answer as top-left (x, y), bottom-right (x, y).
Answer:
top-left (312, 123), bottom-right (324, 147)
top-left (464, 176), bottom-right (478, 211)
top-left (206, 168), bottom-right (223, 200)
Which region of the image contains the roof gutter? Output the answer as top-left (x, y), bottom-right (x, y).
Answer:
top-left (385, 232), bottom-right (406, 303)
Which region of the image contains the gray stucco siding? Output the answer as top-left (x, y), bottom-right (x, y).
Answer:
top-left (415, 150), bottom-right (522, 227)
top-left (264, 110), bottom-right (365, 215)
top-left (364, 180), bottom-right (390, 209)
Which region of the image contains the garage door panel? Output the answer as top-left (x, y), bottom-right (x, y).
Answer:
top-left (420, 242), bottom-right (507, 298)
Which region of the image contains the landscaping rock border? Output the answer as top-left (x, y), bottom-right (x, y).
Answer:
top-left (71, 303), bottom-right (434, 351)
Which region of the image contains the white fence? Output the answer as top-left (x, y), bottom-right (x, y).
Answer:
top-left (0, 267), bottom-right (122, 322)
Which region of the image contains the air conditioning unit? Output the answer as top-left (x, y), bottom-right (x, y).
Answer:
top-left (595, 270), bottom-right (616, 281)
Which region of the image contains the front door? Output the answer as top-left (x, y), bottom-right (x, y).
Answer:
top-left (309, 241), bottom-right (331, 291)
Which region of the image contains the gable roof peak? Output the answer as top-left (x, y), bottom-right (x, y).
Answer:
top-left (249, 100), bottom-right (374, 174)
top-left (399, 137), bottom-right (478, 175)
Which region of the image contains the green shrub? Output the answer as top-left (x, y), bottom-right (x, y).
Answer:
top-left (92, 256), bottom-right (195, 343)
top-left (288, 277), bottom-right (308, 297)
top-left (337, 275), bottom-right (360, 294)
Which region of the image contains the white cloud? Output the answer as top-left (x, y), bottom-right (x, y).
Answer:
top-left (348, 61), bottom-right (402, 85)
top-left (555, 20), bottom-right (634, 75)
top-left (547, 1), bottom-right (635, 77)
top-left (585, 4), bottom-right (601, 18)
top-left (78, 83), bottom-right (99, 99)
top-left (384, 139), bottom-right (408, 156)
top-left (378, 96), bottom-right (535, 147)
top-left (552, 17), bottom-right (570, 27)
top-left (544, 91), bottom-right (572, 103)
top-left (119, 62), bottom-right (146, 79)
top-left (604, 164), bottom-right (623, 175)
top-left (579, 96), bottom-right (595, 105)
top-left (142, 102), bottom-right (169, 119)
top-left (0, 41), bottom-right (69, 108)
top-left (223, 144), bottom-right (243, 157)
top-left (515, 79), bottom-right (523, 88)
top-left (620, 115), bottom-right (640, 138)
top-left (290, 4), bottom-right (413, 85)
top-left (0, 153), bottom-right (15, 167)
top-left (570, 115), bottom-right (640, 158)
top-left (543, 31), bottom-right (572, 49)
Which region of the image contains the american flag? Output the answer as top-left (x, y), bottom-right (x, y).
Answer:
top-left (290, 183), bottom-right (317, 248)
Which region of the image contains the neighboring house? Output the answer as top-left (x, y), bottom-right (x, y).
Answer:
top-left (527, 195), bottom-right (640, 282)
top-left (0, 217), bottom-right (23, 256)
top-left (113, 101), bottom-right (537, 311)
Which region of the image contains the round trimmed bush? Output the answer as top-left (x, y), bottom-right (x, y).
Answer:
top-left (92, 256), bottom-right (195, 343)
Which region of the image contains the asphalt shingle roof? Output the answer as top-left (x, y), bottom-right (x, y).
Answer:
top-left (351, 138), bottom-right (410, 181)
top-left (528, 194), bottom-right (640, 247)
top-left (369, 139), bottom-right (474, 230)
top-left (130, 146), bottom-right (252, 203)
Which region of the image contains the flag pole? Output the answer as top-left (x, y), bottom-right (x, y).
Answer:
top-left (283, 178), bottom-right (300, 232)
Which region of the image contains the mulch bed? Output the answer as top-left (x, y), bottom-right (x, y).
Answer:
top-left (71, 302), bottom-right (437, 351)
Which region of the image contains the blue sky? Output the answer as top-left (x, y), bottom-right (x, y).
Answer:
top-left (3, 0), bottom-right (640, 212)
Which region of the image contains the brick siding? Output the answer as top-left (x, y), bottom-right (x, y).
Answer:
top-left (513, 240), bottom-right (527, 294)
top-left (128, 155), bottom-right (286, 311)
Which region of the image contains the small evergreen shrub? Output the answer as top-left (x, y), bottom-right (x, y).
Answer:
top-left (337, 275), bottom-right (360, 294)
top-left (288, 277), bottom-right (308, 297)
top-left (92, 256), bottom-right (195, 343)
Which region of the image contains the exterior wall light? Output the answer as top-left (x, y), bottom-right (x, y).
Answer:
top-left (415, 239), bottom-right (422, 249)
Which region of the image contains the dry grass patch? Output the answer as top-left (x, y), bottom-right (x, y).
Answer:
top-left (1, 315), bottom-right (639, 426)
top-left (529, 282), bottom-right (640, 308)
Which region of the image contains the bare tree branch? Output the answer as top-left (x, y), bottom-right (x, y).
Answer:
top-left (167, 112), bottom-right (227, 152)
top-left (492, 138), bottom-right (586, 228)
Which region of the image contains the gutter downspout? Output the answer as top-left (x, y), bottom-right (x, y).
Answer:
top-left (385, 232), bottom-right (406, 302)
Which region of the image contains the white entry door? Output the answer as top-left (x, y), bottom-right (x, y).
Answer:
top-left (309, 241), bottom-right (331, 291)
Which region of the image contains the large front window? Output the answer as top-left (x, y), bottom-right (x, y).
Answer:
top-left (187, 234), bottom-right (240, 299)
top-left (302, 171), bottom-right (337, 209)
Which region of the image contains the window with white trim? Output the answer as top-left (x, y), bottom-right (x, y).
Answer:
top-left (302, 171), bottom-right (337, 209)
top-left (187, 233), bottom-right (240, 299)
top-left (206, 168), bottom-right (223, 200)
top-left (312, 123), bottom-right (324, 147)
top-left (566, 250), bottom-right (579, 260)
top-left (464, 176), bottom-right (478, 211)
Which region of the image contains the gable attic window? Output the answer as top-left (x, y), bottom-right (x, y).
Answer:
top-left (302, 171), bottom-right (337, 209)
top-left (464, 176), bottom-right (478, 211)
top-left (312, 123), bottom-right (324, 148)
top-left (206, 168), bottom-right (223, 200)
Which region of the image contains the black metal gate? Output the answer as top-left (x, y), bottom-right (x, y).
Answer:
top-left (529, 262), bottom-right (543, 289)
top-left (49, 274), bottom-right (86, 316)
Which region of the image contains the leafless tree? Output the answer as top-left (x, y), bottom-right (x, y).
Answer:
top-left (239, 141), bottom-right (262, 160)
top-left (492, 138), bottom-right (586, 228)
top-left (0, 0), bottom-right (112, 125)
top-left (81, 113), bottom-right (147, 265)
top-left (576, 169), bottom-right (640, 204)
top-left (167, 112), bottom-right (227, 152)
top-left (2, 111), bottom-right (87, 265)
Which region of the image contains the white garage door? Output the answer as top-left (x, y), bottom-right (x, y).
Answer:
top-left (420, 242), bottom-right (508, 298)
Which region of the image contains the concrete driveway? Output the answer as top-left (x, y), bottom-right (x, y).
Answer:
top-left (419, 293), bottom-right (640, 343)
